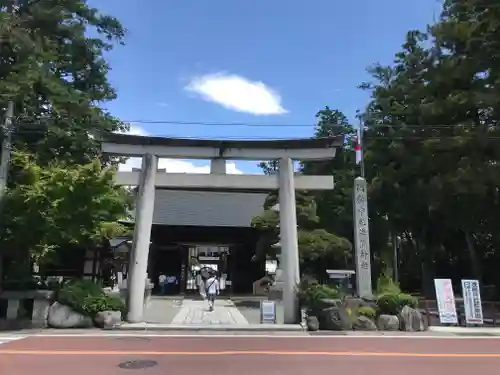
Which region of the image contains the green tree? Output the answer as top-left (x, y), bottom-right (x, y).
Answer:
top-left (1, 0), bottom-right (128, 166)
top-left (0, 0), bottom-right (131, 272)
top-left (302, 107), bottom-right (391, 277)
top-left (0, 151), bottom-right (132, 268)
top-left (359, 0), bottom-right (500, 293)
top-left (251, 189), bottom-right (352, 278)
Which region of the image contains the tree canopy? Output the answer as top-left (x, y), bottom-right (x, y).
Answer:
top-left (358, 0), bottom-right (500, 295)
top-left (254, 0), bottom-right (500, 297)
top-left (0, 0), bottom-right (131, 269)
top-left (1, 151), bottom-right (132, 262)
top-left (1, 0), bottom-right (128, 165)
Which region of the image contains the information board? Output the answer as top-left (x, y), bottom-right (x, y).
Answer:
top-left (260, 300), bottom-right (277, 324)
top-left (461, 279), bottom-right (483, 325)
top-left (434, 278), bottom-right (458, 324)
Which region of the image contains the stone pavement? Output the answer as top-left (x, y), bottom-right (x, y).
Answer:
top-left (171, 299), bottom-right (249, 325)
top-left (114, 297), bottom-right (303, 331)
top-left (143, 297), bottom-right (183, 324)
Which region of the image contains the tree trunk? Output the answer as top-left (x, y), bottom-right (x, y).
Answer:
top-left (417, 239), bottom-right (436, 298)
top-left (464, 230), bottom-right (482, 283)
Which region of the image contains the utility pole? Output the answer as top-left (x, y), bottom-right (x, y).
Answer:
top-left (0, 101), bottom-right (14, 202)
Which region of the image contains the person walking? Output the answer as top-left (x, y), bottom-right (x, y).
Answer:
top-left (158, 273), bottom-right (167, 295)
top-left (205, 274), bottom-right (219, 311)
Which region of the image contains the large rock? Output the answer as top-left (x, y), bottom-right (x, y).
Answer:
top-left (399, 305), bottom-right (425, 332)
top-left (377, 314), bottom-right (399, 331)
top-left (319, 306), bottom-right (352, 331)
top-left (353, 316), bottom-right (377, 331)
top-left (94, 310), bottom-right (122, 328)
top-left (47, 302), bottom-right (93, 329)
top-left (306, 316), bottom-right (320, 331)
top-left (316, 298), bottom-right (342, 310)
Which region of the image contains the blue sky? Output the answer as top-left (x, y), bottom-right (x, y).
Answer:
top-left (89, 0), bottom-right (442, 173)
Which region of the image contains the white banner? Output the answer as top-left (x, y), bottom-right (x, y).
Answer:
top-left (461, 279), bottom-right (483, 325)
top-left (434, 279), bottom-right (458, 324)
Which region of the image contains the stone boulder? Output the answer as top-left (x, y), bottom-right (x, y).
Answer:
top-left (47, 302), bottom-right (93, 329)
top-left (353, 316), bottom-right (377, 331)
top-left (316, 298), bottom-right (342, 310)
top-left (399, 305), bottom-right (425, 331)
top-left (94, 310), bottom-right (122, 328)
top-left (319, 306), bottom-right (352, 331)
top-left (306, 316), bottom-right (320, 331)
top-left (377, 314), bottom-right (399, 331)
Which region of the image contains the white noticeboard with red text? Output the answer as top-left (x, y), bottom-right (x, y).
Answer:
top-left (434, 278), bottom-right (458, 324)
top-left (461, 279), bottom-right (483, 325)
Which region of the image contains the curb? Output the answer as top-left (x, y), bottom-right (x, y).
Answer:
top-left (109, 324), bottom-right (306, 332)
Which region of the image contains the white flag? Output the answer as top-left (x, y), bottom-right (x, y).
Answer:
top-left (355, 129), bottom-right (362, 165)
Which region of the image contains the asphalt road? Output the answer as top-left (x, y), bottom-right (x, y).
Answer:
top-left (0, 335), bottom-right (498, 375)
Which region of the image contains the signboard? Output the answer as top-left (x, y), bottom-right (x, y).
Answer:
top-left (434, 278), bottom-right (458, 324)
top-left (260, 300), bottom-right (276, 324)
top-left (353, 177), bottom-right (372, 297)
top-left (461, 279), bottom-right (483, 325)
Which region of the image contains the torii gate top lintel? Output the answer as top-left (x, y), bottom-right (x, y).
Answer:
top-left (102, 134), bottom-right (343, 161)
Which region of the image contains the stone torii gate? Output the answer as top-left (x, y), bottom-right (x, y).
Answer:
top-left (102, 134), bottom-right (342, 324)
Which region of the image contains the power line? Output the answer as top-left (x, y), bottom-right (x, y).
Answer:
top-left (11, 117), bottom-right (500, 129)
top-left (7, 127), bottom-right (500, 142)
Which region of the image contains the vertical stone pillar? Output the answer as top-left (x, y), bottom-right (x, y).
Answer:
top-left (127, 153), bottom-right (157, 323)
top-left (278, 157), bottom-right (300, 324)
top-left (210, 158), bottom-right (226, 174)
top-left (353, 176), bottom-right (372, 298)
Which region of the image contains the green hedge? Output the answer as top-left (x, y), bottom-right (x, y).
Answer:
top-left (376, 292), bottom-right (418, 315)
top-left (57, 280), bottom-right (126, 317)
top-left (297, 278), bottom-right (340, 312)
top-left (357, 306), bottom-right (377, 320)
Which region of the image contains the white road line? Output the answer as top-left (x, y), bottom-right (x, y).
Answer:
top-left (0, 336), bottom-right (26, 345)
top-left (27, 333), bottom-right (500, 339)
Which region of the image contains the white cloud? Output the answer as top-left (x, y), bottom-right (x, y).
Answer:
top-left (185, 73), bottom-right (287, 115)
top-left (123, 124), bottom-right (148, 136)
top-left (115, 125), bottom-right (243, 174)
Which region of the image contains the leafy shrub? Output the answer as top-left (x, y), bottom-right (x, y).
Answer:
top-left (297, 278), bottom-right (340, 312)
top-left (376, 268), bottom-right (401, 295)
top-left (376, 292), bottom-right (418, 315)
top-left (57, 280), bottom-right (105, 315)
top-left (82, 295), bottom-right (126, 317)
top-left (357, 306), bottom-right (377, 320)
top-left (398, 293), bottom-right (418, 309)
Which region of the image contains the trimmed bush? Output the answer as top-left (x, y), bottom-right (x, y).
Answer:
top-left (297, 278), bottom-right (340, 312)
top-left (397, 293), bottom-right (418, 309)
top-left (82, 295), bottom-right (126, 317)
top-left (357, 306), bottom-right (377, 320)
top-left (57, 279), bottom-right (125, 317)
top-left (376, 268), bottom-right (401, 295)
top-left (376, 292), bottom-right (418, 315)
